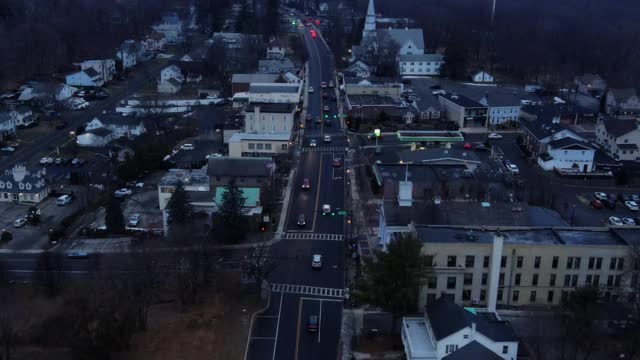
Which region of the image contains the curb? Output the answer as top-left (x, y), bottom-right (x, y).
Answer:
top-left (243, 288), bottom-right (273, 360)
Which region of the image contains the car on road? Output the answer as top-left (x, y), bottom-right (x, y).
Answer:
top-left (114, 188), bottom-right (133, 197)
top-left (311, 254), bottom-right (323, 269)
top-left (71, 158), bottom-right (85, 166)
top-left (309, 139), bottom-right (317, 147)
top-left (488, 133), bottom-right (502, 139)
top-left (322, 204), bottom-right (331, 214)
top-left (40, 157), bottom-right (54, 165)
top-left (590, 199), bottom-right (604, 209)
top-left (180, 143), bottom-right (195, 151)
top-left (323, 105), bottom-right (329, 111)
top-left (308, 86), bottom-right (314, 93)
top-left (463, 143), bottom-right (472, 149)
top-left (13, 217), bottom-right (27, 228)
top-left (297, 214), bottom-right (306, 227)
top-left (315, 117), bottom-right (321, 124)
top-left (309, 29), bottom-right (317, 38)
top-left (57, 194), bottom-right (72, 206)
top-left (622, 218), bottom-right (636, 226)
top-left (307, 315), bottom-right (320, 332)
top-left (302, 178), bottom-right (310, 189)
top-left (323, 134), bottom-right (331, 143)
top-left (625, 201), bottom-right (639, 211)
top-left (128, 214), bottom-right (142, 227)
top-left (329, 80), bottom-right (334, 88)
top-left (0, 147), bottom-right (15, 152)
top-left (507, 164), bottom-right (520, 174)
top-left (474, 145), bottom-right (490, 152)
top-left (66, 251), bottom-right (89, 259)
top-left (594, 192), bottom-right (608, 201)
top-left (321, 81), bottom-right (327, 88)
top-left (332, 157), bottom-right (342, 167)
top-left (608, 216), bottom-right (624, 226)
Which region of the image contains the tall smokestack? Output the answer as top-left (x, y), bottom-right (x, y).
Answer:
top-left (487, 230), bottom-right (504, 312)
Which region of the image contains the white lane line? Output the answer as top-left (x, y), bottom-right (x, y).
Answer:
top-left (251, 337), bottom-right (276, 340)
top-left (256, 315), bottom-right (279, 318)
top-left (318, 299), bottom-right (323, 343)
top-left (272, 293), bottom-right (284, 360)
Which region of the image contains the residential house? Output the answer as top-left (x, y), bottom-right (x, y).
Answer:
top-left (438, 93), bottom-right (487, 128)
top-left (0, 113), bottom-right (16, 141)
top-left (398, 54), bottom-right (444, 76)
top-left (266, 39), bottom-right (286, 60)
top-left (574, 73), bottom-right (607, 96)
top-left (79, 59), bottom-right (116, 83)
top-left (160, 65), bottom-right (184, 82)
top-left (143, 32), bottom-right (167, 51)
top-left (283, 71), bottom-right (302, 84)
top-left (343, 61), bottom-right (372, 78)
top-left (247, 83), bottom-right (302, 104)
top-left (595, 116), bottom-right (640, 162)
top-left (117, 40), bottom-right (142, 69)
top-left (471, 71), bottom-right (494, 83)
top-left (18, 83), bottom-right (77, 103)
top-left (206, 156), bottom-right (275, 188)
top-left (414, 226), bottom-right (635, 307)
top-left (258, 58), bottom-right (296, 74)
top-left (10, 106), bottom-right (35, 127)
top-left (228, 132), bottom-right (291, 157)
top-left (158, 168), bottom-right (211, 210)
top-left (413, 93), bottom-right (442, 121)
top-left (402, 297), bottom-right (518, 360)
top-left (157, 78), bottom-right (182, 94)
top-left (520, 117), bottom-right (586, 159)
top-left (153, 12), bottom-right (183, 43)
top-left (244, 103), bottom-right (297, 134)
top-left (65, 68), bottom-right (105, 87)
top-left (85, 115), bottom-right (146, 138)
top-left (478, 93), bottom-right (521, 126)
top-left (76, 128), bottom-right (115, 147)
top-left (538, 137), bottom-right (595, 173)
top-left (605, 88), bottom-right (640, 116)
top-left (171, 61), bottom-right (207, 84)
top-left (232, 73), bottom-right (281, 94)
top-left (0, 165), bottom-right (51, 204)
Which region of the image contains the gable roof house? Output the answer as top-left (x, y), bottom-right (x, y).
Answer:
top-left (0, 165), bottom-right (51, 204)
top-left (153, 12), bottom-right (183, 43)
top-left (266, 38), bottom-right (286, 60)
top-left (117, 40), bottom-right (146, 69)
top-left (144, 32), bottom-right (167, 51)
top-left (18, 82), bottom-right (77, 103)
top-left (574, 73), bottom-right (607, 97)
top-left (10, 106), bottom-right (35, 127)
top-left (79, 59), bottom-right (116, 83)
top-left (538, 137), bottom-right (596, 173)
top-left (520, 116), bottom-right (587, 160)
top-left (157, 64), bottom-right (185, 94)
top-left (65, 67), bottom-right (104, 87)
top-left (160, 65), bottom-right (184, 83)
top-left (85, 115), bottom-right (146, 139)
top-left (398, 53), bottom-right (444, 76)
top-left (0, 112), bottom-right (17, 141)
top-left (206, 156), bottom-right (275, 187)
top-left (596, 116), bottom-right (640, 162)
top-left (605, 88), bottom-right (640, 116)
top-left (378, 28), bottom-right (425, 56)
top-left (402, 297), bottom-right (519, 360)
top-left (344, 61), bottom-right (372, 78)
top-left (157, 78), bottom-right (183, 94)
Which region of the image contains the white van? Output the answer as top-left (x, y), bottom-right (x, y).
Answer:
top-left (57, 195), bottom-right (72, 206)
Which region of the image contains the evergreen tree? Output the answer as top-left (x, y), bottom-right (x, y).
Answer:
top-left (218, 178), bottom-right (247, 243)
top-left (440, 35), bottom-right (468, 80)
top-left (105, 195), bottom-right (125, 234)
top-left (166, 182), bottom-right (193, 225)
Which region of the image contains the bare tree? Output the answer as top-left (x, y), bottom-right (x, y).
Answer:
top-left (245, 241), bottom-right (278, 292)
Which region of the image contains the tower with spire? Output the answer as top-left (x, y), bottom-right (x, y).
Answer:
top-left (362, 0), bottom-right (377, 42)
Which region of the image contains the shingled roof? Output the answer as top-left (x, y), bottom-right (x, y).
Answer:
top-left (602, 117), bottom-right (638, 138)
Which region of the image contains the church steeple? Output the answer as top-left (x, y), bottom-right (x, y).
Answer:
top-left (363, 0), bottom-right (376, 37)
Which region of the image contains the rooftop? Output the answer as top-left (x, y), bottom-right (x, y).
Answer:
top-left (601, 116), bottom-right (638, 138)
top-left (232, 73), bottom-right (281, 84)
top-left (378, 28), bottom-right (424, 50)
top-left (398, 53), bottom-right (444, 62)
top-left (229, 132), bottom-right (291, 142)
top-left (249, 83), bottom-right (300, 94)
top-left (93, 115), bottom-right (143, 127)
top-left (214, 187), bottom-right (260, 207)
top-left (519, 117), bottom-right (570, 141)
top-left (159, 168), bottom-right (210, 188)
top-left (246, 102), bottom-right (296, 113)
top-left (608, 88), bottom-right (638, 103)
top-left (402, 318), bottom-right (436, 358)
top-left (207, 157), bottom-right (275, 178)
top-left (439, 93), bottom-right (485, 108)
top-left (347, 94), bottom-right (399, 106)
top-left (547, 137), bottom-right (594, 151)
top-left (443, 341), bottom-right (504, 360)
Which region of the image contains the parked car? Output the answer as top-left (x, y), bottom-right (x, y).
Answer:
top-left (488, 133), bottom-right (502, 139)
top-left (593, 192), bottom-right (608, 201)
top-left (13, 217), bottom-right (27, 228)
top-left (114, 188), bottom-right (132, 197)
top-left (311, 254), bottom-right (323, 269)
top-left (40, 157), bottom-right (54, 165)
top-left (71, 158), bottom-right (86, 166)
top-left (322, 204), bottom-right (331, 214)
top-left (180, 143), bottom-right (195, 151)
top-left (56, 194), bottom-right (72, 206)
top-left (0, 147), bottom-right (15, 152)
top-left (622, 218), bottom-right (636, 226)
top-left (507, 164), bottom-right (520, 174)
top-left (128, 214), bottom-right (142, 227)
top-left (608, 216), bottom-right (624, 226)
top-left (321, 81), bottom-right (327, 88)
top-left (302, 178), bottom-right (310, 189)
top-left (625, 201), bottom-right (639, 211)
top-left (591, 199), bottom-right (604, 209)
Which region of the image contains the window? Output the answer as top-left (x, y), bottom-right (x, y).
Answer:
top-left (464, 273), bottom-right (473, 286)
top-left (567, 257), bottom-right (581, 270)
top-left (534, 256), bottom-right (541, 269)
top-left (447, 256), bottom-right (457, 267)
top-left (465, 255), bottom-right (475, 268)
top-left (462, 289), bottom-right (471, 301)
top-left (512, 290), bottom-right (519, 302)
top-left (552, 256), bottom-right (559, 269)
top-left (502, 345), bottom-right (509, 354)
top-left (501, 256), bottom-right (507, 268)
top-left (530, 290), bottom-right (537, 302)
top-left (463, 334), bottom-right (469, 339)
top-left (447, 277), bottom-right (456, 289)
top-left (571, 275), bottom-right (578, 287)
top-left (550, 274), bottom-right (557, 287)
top-left (515, 273), bottom-right (521, 286)
top-left (265, 143), bottom-right (272, 150)
top-left (588, 257), bottom-right (603, 269)
top-left (593, 275), bottom-right (600, 286)
top-left (427, 277), bottom-right (437, 289)
top-left (445, 345), bottom-right (458, 354)
top-left (248, 143), bottom-right (255, 150)
top-left (614, 275), bottom-right (621, 287)
top-left (483, 256), bottom-right (490, 268)
top-left (607, 275), bottom-right (614, 287)
top-left (256, 143), bottom-right (264, 150)
top-left (547, 290), bottom-right (554, 303)
top-left (480, 289), bottom-right (486, 301)
top-left (516, 256), bottom-right (523, 268)
top-left (481, 273), bottom-right (488, 285)
top-left (564, 275), bottom-right (571, 287)
top-left (610, 257), bottom-right (624, 270)
top-left (281, 144), bottom-right (288, 151)
top-left (499, 273), bottom-right (505, 286)
top-left (532, 274), bottom-right (539, 286)
top-left (497, 289), bottom-right (503, 301)
top-left (586, 274), bottom-right (592, 286)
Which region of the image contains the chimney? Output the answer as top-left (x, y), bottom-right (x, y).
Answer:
top-left (470, 322), bottom-right (477, 339)
top-left (487, 230), bottom-right (504, 312)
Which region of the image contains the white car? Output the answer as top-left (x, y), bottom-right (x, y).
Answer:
top-left (323, 135), bottom-right (331, 143)
top-left (73, 101), bottom-right (89, 110)
top-left (308, 86), bottom-right (314, 93)
top-left (13, 217), bottom-right (27, 228)
top-left (0, 147), bottom-right (15, 152)
top-left (309, 139), bottom-right (317, 147)
top-left (114, 188), bottom-right (133, 197)
top-left (180, 143), bottom-right (195, 151)
top-left (40, 157), bottom-right (54, 165)
top-left (311, 254), bottom-right (323, 269)
top-left (625, 201), bottom-right (639, 211)
top-left (593, 192), bottom-right (608, 201)
top-left (622, 218), bottom-right (636, 226)
top-left (488, 133), bottom-right (502, 139)
top-left (128, 214), bottom-right (142, 227)
top-left (608, 216), bottom-right (624, 226)
top-left (507, 164), bottom-right (520, 174)
top-left (323, 105), bottom-right (329, 111)
top-left (322, 204), bottom-right (331, 214)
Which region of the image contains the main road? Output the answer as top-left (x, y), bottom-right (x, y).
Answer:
top-left (245, 21), bottom-right (348, 360)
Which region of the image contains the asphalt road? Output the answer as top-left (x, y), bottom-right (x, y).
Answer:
top-left (245, 22), bottom-right (346, 360)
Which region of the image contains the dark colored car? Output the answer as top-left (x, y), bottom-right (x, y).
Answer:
top-left (307, 315), bottom-right (319, 332)
top-left (332, 157), bottom-right (342, 167)
top-left (602, 199), bottom-right (617, 209)
top-left (619, 194), bottom-right (633, 203)
top-left (591, 199), bottom-right (604, 209)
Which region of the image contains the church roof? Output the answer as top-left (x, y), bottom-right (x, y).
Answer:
top-left (378, 28), bottom-right (424, 50)
top-left (366, 0), bottom-right (375, 16)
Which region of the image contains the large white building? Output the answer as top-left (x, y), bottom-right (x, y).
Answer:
top-left (228, 132), bottom-right (291, 158)
top-left (153, 12), bottom-right (183, 43)
top-left (398, 54), bottom-right (444, 76)
top-left (0, 165), bottom-right (51, 204)
top-left (244, 103), bottom-right (296, 134)
top-left (537, 137), bottom-right (595, 173)
top-left (595, 116), bottom-right (640, 162)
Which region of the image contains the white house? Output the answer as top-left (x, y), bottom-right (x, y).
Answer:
top-left (79, 59), bottom-right (116, 83)
top-left (153, 13), bottom-right (183, 43)
top-left (538, 137), bottom-right (595, 172)
top-left (479, 93), bottom-right (521, 126)
top-left (10, 106), bottom-right (35, 127)
top-left (0, 165), bottom-right (51, 204)
top-left (596, 116), bottom-right (640, 162)
top-left (18, 83), bottom-right (76, 103)
top-left (85, 115), bottom-right (146, 138)
top-left (379, 28), bottom-right (425, 55)
top-left (229, 132), bottom-right (291, 157)
top-left (65, 68), bottom-right (105, 87)
top-left (0, 113), bottom-right (16, 141)
top-left (266, 39), bottom-right (285, 60)
top-left (344, 61), bottom-right (372, 78)
top-left (157, 78), bottom-right (183, 94)
top-left (117, 40), bottom-right (140, 69)
top-left (606, 88), bottom-right (640, 116)
top-left (244, 103), bottom-right (296, 134)
top-left (160, 65), bottom-right (184, 82)
top-left (143, 32), bottom-right (167, 51)
top-left (398, 54), bottom-right (444, 76)
top-left (76, 128), bottom-right (115, 147)
top-left (402, 297), bottom-right (518, 360)
top-left (471, 71), bottom-right (494, 83)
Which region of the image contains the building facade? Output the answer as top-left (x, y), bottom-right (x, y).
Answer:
top-left (595, 116), bottom-right (640, 162)
top-left (0, 165), bottom-right (51, 204)
top-left (398, 54), bottom-right (444, 76)
top-left (244, 103), bottom-right (296, 134)
top-left (438, 94), bottom-right (487, 128)
top-left (228, 132), bottom-right (290, 157)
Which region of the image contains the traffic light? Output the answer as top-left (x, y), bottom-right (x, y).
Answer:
top-left (347, 216), bottom-right (352, 224)
top-left (324, 114), bottom-right (328, 119)
top-left (331, 212), bottom-right (335, 216)
top-left (260, 225), bottom-right (266, 232)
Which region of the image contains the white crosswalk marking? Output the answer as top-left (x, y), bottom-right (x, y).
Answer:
top-left (270, 283), bottom-right (345, 298)
top-left (301, 146), bottom-right (348, 152)
top-left (283, 232), bottom-right (345, 241)
top-left (305, 132), bottom-right (344, 138)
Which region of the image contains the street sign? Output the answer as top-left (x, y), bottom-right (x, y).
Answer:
top-left (337, 210), bottom-right (348, 215)
top-left (374, 129), bottom-right (381, 137)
